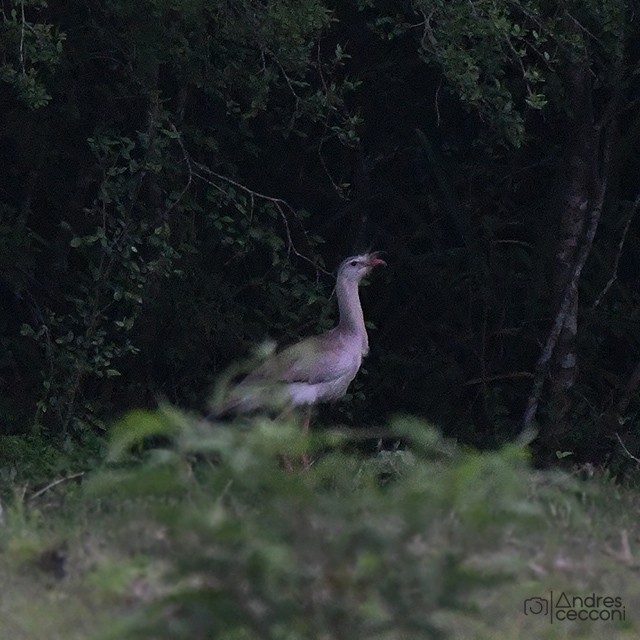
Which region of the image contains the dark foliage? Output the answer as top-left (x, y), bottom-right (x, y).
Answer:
top-left (1, 0), bottom-right (640, 467)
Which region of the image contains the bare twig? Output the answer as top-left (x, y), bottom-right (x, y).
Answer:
top-left (462, 371), bottom-right (534, 386)
top-left (28, 472), bottom-right (85, 501)
top-left (314, 41), bottom-right (355, 200)
top-left (164, 123), bottom-right (329, 277)
top-left (165, 123), bottom-right (193, 218)
top-left (191, 161), bottom-right (329, 276)
top-left (615, 433), bottom-right (640, 466)
top-left (434, 78), bottom-right (442, 128)
top-left (167, 123), bottom-right (290, 233)
top-left (564, 10), bottom-right (604, 51)
top-left (316, 41), bottom-right (330, 99)
top-left (317, 134), bottom-right (349, 198)
top-left (604, 528), bottom-right (634, 564)
top-left (592, 193), bottom-right (640, 308)
top-left (19, 0), bottom-right (25, 74)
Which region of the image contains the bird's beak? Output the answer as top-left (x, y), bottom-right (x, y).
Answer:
top-left (368, 252), bottom-right (387, 269)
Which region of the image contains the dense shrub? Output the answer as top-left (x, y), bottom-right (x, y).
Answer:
top-left (90, 409), bottom-right (542, 639)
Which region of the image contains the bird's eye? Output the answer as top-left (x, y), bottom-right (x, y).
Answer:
top-left (349, 260), bottom-right (358, 266)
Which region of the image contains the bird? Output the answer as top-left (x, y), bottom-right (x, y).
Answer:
top-left (215, 252), bottom-right (386, 425)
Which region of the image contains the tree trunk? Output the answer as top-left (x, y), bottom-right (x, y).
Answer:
top-left (544, 59), bottom-right (599, 445)
top-left (522, 47), bottom-right (614, 451)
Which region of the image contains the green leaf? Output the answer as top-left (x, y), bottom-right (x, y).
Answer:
top-left (108, 410), bottom-right (178, 461)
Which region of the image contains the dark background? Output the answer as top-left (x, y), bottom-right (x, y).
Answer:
top-left (1, 0), bottom-right (640, 468)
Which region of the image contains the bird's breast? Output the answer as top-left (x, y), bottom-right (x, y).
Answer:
top-left (287, 343), bottom-right (363, 406)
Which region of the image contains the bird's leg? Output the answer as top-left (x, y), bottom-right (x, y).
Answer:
top-left (302, 407), bottom-right (311, 434)
top-left (301, 407), bottom-right (313, 469)
top-left (278, 407), bottom-right (313, 471)
top-left (275, 407), bottom-right (296, 471)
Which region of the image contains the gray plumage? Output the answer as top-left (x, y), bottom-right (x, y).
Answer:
top-left (219, 252), bottom-right (386, 414)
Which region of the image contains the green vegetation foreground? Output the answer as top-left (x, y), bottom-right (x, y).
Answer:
top-left (1, 410), bottom-right (638, 639)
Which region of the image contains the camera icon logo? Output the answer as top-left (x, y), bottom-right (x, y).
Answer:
top-left (524, 597), bottom-right (549, 616)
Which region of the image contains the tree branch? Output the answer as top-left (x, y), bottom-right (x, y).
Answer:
top-left (522, 158), bottom-right (611, 432)
top-left (615, 433), bottom-right (640, 466)
top-left (191, 161), bottom-right (329, 276)
top-left (592, 193), bottom-right (640, 309)
top-left (28, 472), bottom-right (85, 501)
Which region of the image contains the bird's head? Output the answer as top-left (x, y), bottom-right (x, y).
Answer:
top-left (338, 252), bottom-right (387, 283)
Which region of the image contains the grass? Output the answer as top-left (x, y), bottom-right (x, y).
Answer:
top-left (437, 469), bottom-right (640, 638)
top-left (1, 419), bottom-right (640, 639)
top-left (0, 488), bottom-right (163, 639)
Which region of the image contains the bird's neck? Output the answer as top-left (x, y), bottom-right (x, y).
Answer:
top-left (336, 278), bottom-right (369, 354)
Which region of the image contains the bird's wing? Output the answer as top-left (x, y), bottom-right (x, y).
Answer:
top-left (247, 331), bottom-right (358, 385)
